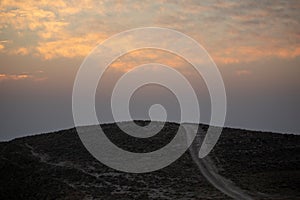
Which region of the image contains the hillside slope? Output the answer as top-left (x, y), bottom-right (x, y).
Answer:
top-left (0, 122), bottom-right (299, 199)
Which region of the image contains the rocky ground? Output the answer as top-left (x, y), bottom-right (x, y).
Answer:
top-left (0, 121), bottom-right (299, 199)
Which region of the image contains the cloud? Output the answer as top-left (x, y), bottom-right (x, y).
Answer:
top-left (235, 70), bottom-right (252, 76)
top-left (9, 47), bottom-right (30, 56)
top-left (0, 73), bottom-right (32, 81)
top-left (0, 0), bottom-right (299, 65)
top-left (0, 44), bottom-right (4, 51)
top-left (0, 71), bottom-right (47, 82)
top-left (0, 40), bottom-right (11, 52)
top-left (110, 49), bottom-right (189, 72)
top-left (212, 46), bottom-right (300, 64)
top-left (36, 33), bottom-right (106, 59)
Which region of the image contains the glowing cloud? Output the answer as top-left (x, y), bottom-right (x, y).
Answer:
top-left (0, 0), bottom-right (299, 64)
top-left (0, 71), bottom-right (47, 82)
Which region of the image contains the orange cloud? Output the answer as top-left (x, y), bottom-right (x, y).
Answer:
top-left (276, 47), bottom-right (300, 58)
top-left (214, 57), bottom-right (239, 64)
top-left (212, 46), bottom-right (300, 65)
top-left (0, 71), bottom-right (47, 82)
top-left (10, 47), bottom-right (30, 55)
top-left (109, 49), bottom-right (194, 76)
top-left (0, 73), bottom-right (31, 81)
top-left (236, 70), bottom-right (252, 76)
top-left (0, 0), bottom-right (299, 65)
top-left (36, 33), bottom-right (106, 59)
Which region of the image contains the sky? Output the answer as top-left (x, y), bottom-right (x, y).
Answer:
top-left (0, 0), bottom-right (300, 140)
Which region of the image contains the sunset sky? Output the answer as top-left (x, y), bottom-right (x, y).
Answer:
top-left (0, 0), bottom-right (299, 140)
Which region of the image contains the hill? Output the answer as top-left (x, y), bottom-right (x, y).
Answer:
top-left (0, 121), bottom-right (299, 199)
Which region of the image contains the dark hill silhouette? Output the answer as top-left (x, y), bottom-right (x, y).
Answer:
top-left (0, 121), bottom-right (299, 199)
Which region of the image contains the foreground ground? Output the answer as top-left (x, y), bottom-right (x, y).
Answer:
top-left (0, 121), bottom-right (299, 199)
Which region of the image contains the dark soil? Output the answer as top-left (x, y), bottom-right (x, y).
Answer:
top-left (0, 121), bottom-right (299, 199)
